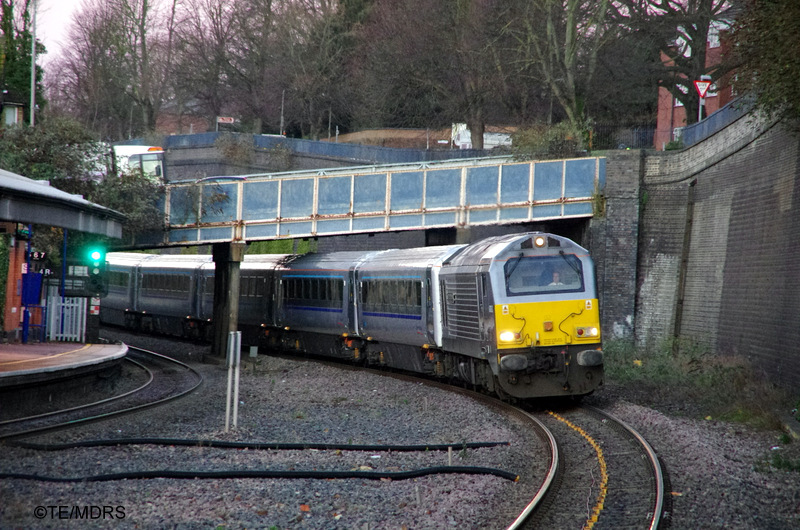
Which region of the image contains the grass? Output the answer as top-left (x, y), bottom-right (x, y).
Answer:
top-left (603, 338), bottom-right (794, 431)
top-left (247, 239), bottom-right (317, 255)
top-left (769, 452), bottom-right (800, 472)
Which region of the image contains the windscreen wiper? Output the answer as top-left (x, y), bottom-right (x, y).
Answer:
top-left (559, 250), bottom-right (582, 278)
top-left (505, 253), bottom-right (524, 282)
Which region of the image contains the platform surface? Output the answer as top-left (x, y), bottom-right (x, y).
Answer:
top-left (0, 342), bottom-right (128, 386)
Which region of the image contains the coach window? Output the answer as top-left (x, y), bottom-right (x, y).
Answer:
top-left (333, 280), bottom-right (342, 302)
top-left (377, 281), bottom-right (387, 311)
top-left (108, 271), bottom-right (127, 288)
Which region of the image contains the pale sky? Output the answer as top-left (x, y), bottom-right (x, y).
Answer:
top-left (35, 0), bottom-right (81, 63)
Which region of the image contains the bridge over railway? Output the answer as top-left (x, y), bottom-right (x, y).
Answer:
top-left (132, 155), bottom-right (606, 248)
top-left (128, 154), bottom-right (605, 356)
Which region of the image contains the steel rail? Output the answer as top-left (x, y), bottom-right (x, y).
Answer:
top-left (298, 355), bottom-right (561, 529)
top-left (0, 356), bottom-right (154, 428)
top-left (583, 404), bottom-right (665, 530)
top-left (0, 346), bottom-right (202, 442)
top-left (504, 406), bottom-right (559, 530)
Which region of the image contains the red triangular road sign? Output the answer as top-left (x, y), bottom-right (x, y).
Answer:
top-left (694, 80), bottom-right (711, 98)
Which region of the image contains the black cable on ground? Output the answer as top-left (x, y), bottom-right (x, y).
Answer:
top-left (10, 438), bottom-right (510, 452)
top-left (0, 466), bottom-right (519, 482)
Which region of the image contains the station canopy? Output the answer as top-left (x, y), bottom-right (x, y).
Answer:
top-left (0, 168), bottom-right (125, 238)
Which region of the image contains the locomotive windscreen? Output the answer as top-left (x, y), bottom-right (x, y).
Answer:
top-left (504, 254), bottom-right (584, 296)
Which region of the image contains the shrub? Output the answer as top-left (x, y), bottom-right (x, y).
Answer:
top-left (603, 338), bottom-right (791, 430)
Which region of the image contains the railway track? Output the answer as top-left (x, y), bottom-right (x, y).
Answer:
top-left (265, 343), bottom-right (664, 528)
top-left (357, 367), bottom-right (665, 528)
top-left (525, 404), bottom-right (666, 529)
top-left (112, 332), bottom-right (666, 528)
top-left (2, 331), bottom-right (664, 528)
top-left (0, 346), bottom-right (203, 441)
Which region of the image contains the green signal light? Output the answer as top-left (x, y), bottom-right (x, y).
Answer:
top-left (90, 250), bottom-right (102, 261)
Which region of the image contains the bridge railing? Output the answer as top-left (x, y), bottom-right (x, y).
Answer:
top-left (133, 156), bottom-right (606, 248)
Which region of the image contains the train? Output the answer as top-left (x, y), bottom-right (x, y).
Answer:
top-left (101, 232), bottom-right (603, 399)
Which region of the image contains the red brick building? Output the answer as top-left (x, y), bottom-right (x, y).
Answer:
top-left (654, 32), bottom-right (735, 150)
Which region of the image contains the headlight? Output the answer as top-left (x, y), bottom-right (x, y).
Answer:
top-left (499, 331), bottom-right (521, 342)
top-left (576, 327), bottom-right (599, 338)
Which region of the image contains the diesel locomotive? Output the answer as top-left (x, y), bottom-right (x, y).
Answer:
top-left (102, 232), bottom-right (603, 399)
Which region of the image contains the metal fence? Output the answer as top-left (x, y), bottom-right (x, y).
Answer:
top-left (46, 285), bottom-right (86, 342)
top-left (677, 97), bottom-right (753, 147)
top-left (164, 132), bottom-right (489, 165)
top-left (590, 125), bottom-right (656, 150)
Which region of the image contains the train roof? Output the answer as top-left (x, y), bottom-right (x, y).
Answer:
top-left (443, 232), bottom-right (589, 268)
top-left (355, 245), bottom-right (465, 273)
top-left (278, 250), bottom-right (384, 273)
top-left (241, 254), bottom-right (292, 271)
top-left (108, 252), bottom-right (292, 269)
top-left (107, 252), bottom-right (213, 270)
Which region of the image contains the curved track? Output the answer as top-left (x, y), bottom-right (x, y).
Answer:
top-left (527, 404), bottom-right (665, 529)
top-left (0, 346), bottom-right (203, 442)
top-left (311, 348), bottom-right (665, 528)
top-left (310, 359), bottom-right (562, 528)
top-left (297, 355), bottom-right (665, 528)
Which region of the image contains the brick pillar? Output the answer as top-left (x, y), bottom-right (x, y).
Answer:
top-left (591, 150), bottom-right (643, 340)
top-left (3, 230), bottom-right (26, 341)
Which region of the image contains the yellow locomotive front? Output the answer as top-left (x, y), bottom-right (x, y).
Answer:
top-left (489, 233), bottom-right (603, 398)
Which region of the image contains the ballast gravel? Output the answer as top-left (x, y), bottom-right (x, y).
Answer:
top-left (1, 330), bottom-right (799, 529)
top-left (1, 332), bottom-right (546, 529)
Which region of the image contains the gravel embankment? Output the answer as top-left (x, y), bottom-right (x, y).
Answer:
top-left (1, 330), bottom-right (799, 529)
top-left (1, 332), bottom-right (546, 529)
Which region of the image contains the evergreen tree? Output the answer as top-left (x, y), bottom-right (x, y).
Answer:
top-left (0, 0), bottom-right (46, 122)
top-left (732, 0), bottom-right (800, 125)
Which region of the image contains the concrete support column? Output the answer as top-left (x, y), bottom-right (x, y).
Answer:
top-left (455, 227), bottom-right (472, 245)
top-left (212, 241), bottom-right (247, 357)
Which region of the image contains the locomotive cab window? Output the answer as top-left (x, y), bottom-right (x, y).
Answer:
top-left (505, 254), bottom-right (584, 296)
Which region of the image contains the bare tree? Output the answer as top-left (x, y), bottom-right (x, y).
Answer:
top-left (275, 0), bottom-right (352, 139)
top-left (500, 0), bottom-right (615, 140)
top-left (355, 0), bottom-right (505, 149)
top-left (173, 0), bottom-right (239, 126)
top-left (45, 0), bottom-right (176, 139)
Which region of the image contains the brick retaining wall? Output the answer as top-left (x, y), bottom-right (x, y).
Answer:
top-left (636, 115), bottom-right (800, 387)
